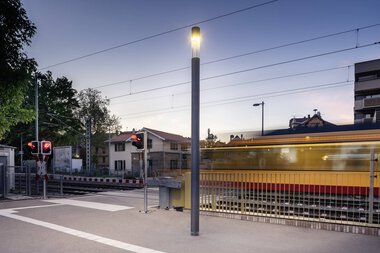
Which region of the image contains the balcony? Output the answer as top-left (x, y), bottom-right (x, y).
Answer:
top-left (354, 117), bottom-right (374, 124)
top-left (355, 79), bottom-right (380, 94)
top-left (355, 97), bottom-right (380, 110)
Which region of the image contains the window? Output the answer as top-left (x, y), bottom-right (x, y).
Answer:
top-left (181, 144), bottom-right (189, 151)
top-left (358, 75), bottom-right (377, 82)
top-left (170, 160), bottom-right (178, 169)
top-left (114, 160), bottom-right (125, 171)
top-left (170, 142), bottom-right (178, 150)
top-left (115, 143), bottom-right (125, 152)
top-left (356, 70), bottom-right (380, 82)
top-left (102, 157), bottom-right (106, 163)
top-left (147, 139), bottom-right (153, 149)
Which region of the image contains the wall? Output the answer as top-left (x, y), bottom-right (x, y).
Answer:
top-left (0, 146), bottom-right (15, 191)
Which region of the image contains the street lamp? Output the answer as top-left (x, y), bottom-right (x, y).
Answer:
top-left (253, 101), bottom-right (264, 136)
top-left (191, 26), bottom-right (200, 236)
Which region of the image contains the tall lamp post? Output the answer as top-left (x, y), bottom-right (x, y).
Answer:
top-left (253, 101), bottom-right (264, 136)
top-left (191, 26), bottom-right (201, 236)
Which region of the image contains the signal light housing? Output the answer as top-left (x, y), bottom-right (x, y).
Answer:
top-left (131, 133), bottom-right (144, 149)
top-left (41, 141), bottom-right (52, 155)
top-left (28, 141), bottom-right (39, 155)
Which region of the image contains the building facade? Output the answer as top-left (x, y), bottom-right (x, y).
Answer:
top-left (289, 110), bottom-right (335, 129)
top-left (0, 144), bottom-right (16, 193)
top-left (354, 58), bottom-right (380, 124)
top-left (106, 128), bottom-right (190, 178)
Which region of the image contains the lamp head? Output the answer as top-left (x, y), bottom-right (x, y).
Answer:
top-left (191, 26), bottom-right (201, 58)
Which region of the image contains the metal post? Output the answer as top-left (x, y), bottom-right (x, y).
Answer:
top-left (26, 165), bottom-right (31, 196)
top-left (253, 101), bottom-right (265, 136)
top-left (35, 76), bottom-right (39, 143)
top-left (108, 126), bottom-right (111, 176)
top-left (35, 75), bottom-right (47, 199)
top-left (20, 137), bottom-right (24, 194)
top-left (144, 130), bottom-right (148, 213)
top-left (369, 149), bottom-right (375, 224)
top-left (60, 175), bottom-right (63, 197)
top-left (261, 101), bottom-right (264, 136)
top-left (85, 119), bottom-right (92, 175)
top-left (191, 26), bottom-right (200, 236)
top-left (42, 163), bottom-right (47, 199)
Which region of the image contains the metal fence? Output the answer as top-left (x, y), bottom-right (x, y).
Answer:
top-left (199, 170), bottom-right (380, 227)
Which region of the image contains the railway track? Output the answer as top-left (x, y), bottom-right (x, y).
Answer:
top-left (13, 173), bottom-right (142, 196)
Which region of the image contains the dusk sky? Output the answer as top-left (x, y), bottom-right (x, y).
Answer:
top-left (21, 0), bottom-right (380, 141)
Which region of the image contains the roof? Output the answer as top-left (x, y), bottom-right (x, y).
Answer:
top-left (289, 113), bottom-right (335, 129)
top-left (106, 132), bottom-right (133, 143)
top-left (0, 144), bottom-right (16, 149)
top-left (106, 128), bottom-right (190, 143)
top-left (221, 123), bottom-right (380, 147)
top-left (267, 123), bottom-right (380, 136)
top-left (143, 128), bottom-right (190, 143)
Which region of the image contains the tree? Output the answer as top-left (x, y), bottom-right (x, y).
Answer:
top-left (0, 0), bottom-right (37, 139)
top-left (4, 72), bottom-right (82, 159)
top-left (38, 72), bottom-right (82, 144)
top-left (76, 88), bottom-right (121, 167)
top-left (76, 88), bottom-right (121, 134)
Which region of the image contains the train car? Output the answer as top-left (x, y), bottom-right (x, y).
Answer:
top-left (202, 128), bottom-right (380, 170)
top-left (200, 128), bottom-right (380, 196)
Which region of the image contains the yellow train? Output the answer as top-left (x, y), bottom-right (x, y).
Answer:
top-left (200, 129), bottom-right (380, 196)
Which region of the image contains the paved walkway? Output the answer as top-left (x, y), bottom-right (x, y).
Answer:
top-left (0, 189), bottom-right (379, 253)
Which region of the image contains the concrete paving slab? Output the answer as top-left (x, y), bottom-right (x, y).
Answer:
top-left (0, 189), bottom-right (379, 253)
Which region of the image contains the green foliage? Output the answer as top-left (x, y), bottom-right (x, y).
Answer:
top-left (38, 72), bottom-right (82, 144)
top-left (76, 88), bottom-right (121, 134)
top-left (4, 72), bottom-right (82, 160)
top-left (0, 0), bottom-right (37, 139)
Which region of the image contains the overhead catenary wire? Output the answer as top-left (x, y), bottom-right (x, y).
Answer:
top-left (107, 41), bottom-right (379, 100)
top-left (93, 23), bottom-right (380, 89)
top-left (110, 65), bottom-right (350, 106)
top-left (118, 80), bottom-right (353, 118)
top-left (38, 0), bottom-right (279, 70)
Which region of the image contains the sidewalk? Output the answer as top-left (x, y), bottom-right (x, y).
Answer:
top-left (0, 189), bottom-right (379, 253)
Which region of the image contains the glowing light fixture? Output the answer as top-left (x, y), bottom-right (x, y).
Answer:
top-left (191, 26), bottom-right (201, 58)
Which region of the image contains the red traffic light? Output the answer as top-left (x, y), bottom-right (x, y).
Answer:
top-left (41, 141), bottom-right (52, 155)
top-left (131, 133), bottom-right (144, 149)
top-left (28, 141), bottom-right (39, 155)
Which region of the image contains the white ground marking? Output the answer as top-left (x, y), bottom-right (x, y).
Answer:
top-left (0, 208), bottom-right (166, 253)
top-left (43, 199), bottom-right (134, 211)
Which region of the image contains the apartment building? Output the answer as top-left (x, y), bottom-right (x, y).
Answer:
top-left (354, 58), bottom-right (380, 124)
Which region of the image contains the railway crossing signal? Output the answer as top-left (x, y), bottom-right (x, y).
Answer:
top-left (41, 141), bottom-right (52, 155)
top-left (27, 140), bottom-right (52, 155)
top-left (28, 141), bottom-right (39, 155)
top-left (131, 133), bottom-right (144, 149)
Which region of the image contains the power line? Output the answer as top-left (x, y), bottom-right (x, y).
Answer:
top-left (46, 113), bottom-right (83, 136)
top-left (38, 0), bottom-right (279, 70)
top-left (110, 65), bottom-right (350, 105)
top-left (119, 80), bottom-right (352, 118)
top-left (93, 23), bottom-right (380, 89)
top-left (204, 81), bottom-right (352, 106)
top-left (108, 41), bottom-right (379, 100)
top-left (201, 43), bottom-right (378, 81)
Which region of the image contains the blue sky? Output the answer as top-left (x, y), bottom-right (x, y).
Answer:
top-left (21, 0), bottom-right (380, 141)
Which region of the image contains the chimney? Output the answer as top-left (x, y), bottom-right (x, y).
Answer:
top-left (241, 134), bottom-right (243, 139)
top-left (230, 134), bottom-right (234, 141)
top-left (308, 114), bottom-right (310, 119)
